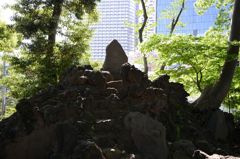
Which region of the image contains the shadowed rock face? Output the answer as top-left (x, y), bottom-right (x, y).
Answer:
top-left (207, 109), bottom-right (229, 140)
top-left (124, 112), bottom-right (168, 159)
top-left (0, 63), bottom-right (239, 159)
top-left (102, 40), bottom-right (128, 80)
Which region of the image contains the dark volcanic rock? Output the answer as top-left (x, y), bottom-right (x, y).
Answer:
top-left (207, 109), bottom-right (229, 141)
top-left (171, 140), bottom-right (196, 159)
top-left (0, 63), bottom-right (239, 159)
top-left (124, 112), bottom-right (168, 159)
top-left (152, 74), bottom-right (189, 107)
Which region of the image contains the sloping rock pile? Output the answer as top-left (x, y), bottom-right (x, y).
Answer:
top-left (0, 63), bottom-right (239, 159)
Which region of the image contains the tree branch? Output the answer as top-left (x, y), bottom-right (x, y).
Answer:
top-left (139, 0), bottom-right (149, 74)
top-left (139, 0), bottom-right (148, 43)
top-left (170, 0), bottom-right (185, 35)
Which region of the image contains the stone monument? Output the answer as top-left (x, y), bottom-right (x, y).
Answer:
top-left (102, 39), bottom-right (128, 80)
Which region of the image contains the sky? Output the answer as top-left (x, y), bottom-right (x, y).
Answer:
top-left (0, 0), bottom-right (16, 23)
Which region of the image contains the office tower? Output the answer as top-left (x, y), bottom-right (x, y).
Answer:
top-left (90, 0), bottom-right (137, 61)
top-left (156, 0), bottom-right (219, 35)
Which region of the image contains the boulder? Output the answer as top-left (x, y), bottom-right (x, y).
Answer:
top-left (102, 40), bottom-right (128, 79)
top-left (152, 74), bottom-right (170, 91)
top-left (4, 127), bottom-right (55, 159)
top-left (141, 87), bottom-right (168, 117)
top-left (207, 109), bottom-right (228, 141)
top-left (86, 70), bottom-right (106, 90)
top-left (171, 140), bottom-right (196, 159)
top-left (120, 63), bottom-right (150, 98)
top-left (107, 80), bottom-right (123, 90)
top-left (152, 74), bottom-right (189, 107)
top-left (124, 112), bottom-right (168, 159)
top-left (121, 63), bottom-right (149, 87)
top-left (102, 148), bottom-right (122, 159)
top-left (72, 141), bottom-right (106, 159)
top-left (101, 71), bottom-right (113, 82)
top-left (59, 65), bottom-right (91, 87)
top-left (194, 140), bottom-right (214, 154)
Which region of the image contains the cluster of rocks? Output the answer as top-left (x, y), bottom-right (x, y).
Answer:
top-left (0, 40), bottom-right (239, 159)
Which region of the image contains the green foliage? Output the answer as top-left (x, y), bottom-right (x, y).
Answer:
top-left (159, 0), bottom-right (185, 33)
top-left (127, 0), bottom-right (156, 40)
top-left (0, 106), bottom-right (16, 121)
top-left (0, 21), bottom-right (21, 113)
top-left (195, 0), bottom-right (233, 14)
top-left (224, 67), bottom-right (240, 115)
top-left (90, 60), bottom-right (103, 70)
top-left (233, 110), bottom-right (240, 122)
top-left (0, 21), bottom-right (21, 52)
top-left (142, 30), bottom-right (227, 93)
top-left (0, 91), bottom-right (17, 120)
top-left (194, 0), bottom-right (216, 14)
top-left (4, 0), bottom-right (99, 99)
top-left (142, 29), bottom-right (240, 111)
top-left (195, 0), bottom-right (233, 31)
top-left (214, 7), bottom-right (231, 31)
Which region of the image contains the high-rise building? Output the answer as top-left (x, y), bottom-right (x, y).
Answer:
top-left (156, 0), bottom-right (219, 35)
top-left (90, 0), bottom-right (218, 61)
top-left (90, 0), bottom-right (137, 61)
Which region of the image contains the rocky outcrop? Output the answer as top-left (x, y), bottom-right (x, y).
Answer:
top-left (124, 112), bottom-right (168, 159)
top-left (207, 109), bottom-right (229, 141)
top-left (0, 63), bottom-right (239, 159)
top-left (171, 140), bottom-right (196, 159)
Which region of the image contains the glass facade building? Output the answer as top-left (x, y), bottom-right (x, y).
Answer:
top-left (90, 0), bottom-right (137, 61)
top-left (90, 0), bottom-right (219, 60)
top-left (156, 0), bottom-right (219, 35)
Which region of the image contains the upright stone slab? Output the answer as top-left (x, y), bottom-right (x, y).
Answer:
top-left (102, 40), bottom-right (128, 80)
top-left (207, 109), bottom-right (228, 141)
top-left (124, 112), bottom-right (168, 159)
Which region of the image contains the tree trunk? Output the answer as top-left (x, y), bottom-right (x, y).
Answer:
top-left (192, 0), bottom-right (240, 110)
top-left (48, 0), bottom-right (64, 53)
top-left (143, 54), bottom-right (148, 73)
top-left (139, 0), bottom-right (148, 75)
top-left (46, 0), bottom-right (64, 83)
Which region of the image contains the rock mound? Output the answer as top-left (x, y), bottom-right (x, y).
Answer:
top-left (0, 63), bottom-right (239, 159)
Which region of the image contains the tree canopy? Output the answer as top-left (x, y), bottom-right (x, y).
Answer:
top-left (4, 0), bottom-right (99, 99)
top-left (0, 21), bottom-right (20, 52)
top-left (142, 0), bottom-right (240, 113)
top-left (142, 29), bottom-right (240, 113)
top-left (142, 30), bottom-right (228, 93)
